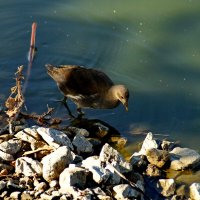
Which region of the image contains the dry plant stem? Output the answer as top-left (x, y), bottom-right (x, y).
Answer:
top-left (5, 66), bottom-right (25, 134)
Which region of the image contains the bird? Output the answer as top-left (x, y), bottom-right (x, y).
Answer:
top-left (46, 64), bottom-right (129, 116)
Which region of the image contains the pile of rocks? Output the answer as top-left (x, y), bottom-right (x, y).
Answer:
top-left (0, 125), bottom-right (199, 200)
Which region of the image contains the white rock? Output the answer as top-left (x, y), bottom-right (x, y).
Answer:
top-left (49, 180), bottom-right (59, 188)
top-left (170, 147), bottom-right (200, 170)
top-left (72, 133), bottom-right (93, 153)
top-left (113, 184), bottom-right (139, 199)
top-left (82, 156), bottom-right (110, 184)
top-left (0, 150), bottom-right (14, 161)
top-left (42, 146), bottom-right (73, 182)
top-left (190, 183), bottom-right (200, 200)
top-left (0, 139), bottom-right (22, 155)
top-left (34, 182), bottom-right (47, 192)
top-left (99, 143), bottom-right (132, 173)
top-left (59, 166), bottom-right (87, 190)
top-left (15, 126), bottom-right (40, 144)
top-left (37, 127), bottom-right (73, 150)
top-left (10, 191), bottom-right (21, 199)
top-left (134, 132), bottom-right (160, 156)
top-left (157, 179), bottom-right (176, 197)
top-left (15, 157), bottom-right (42, 176)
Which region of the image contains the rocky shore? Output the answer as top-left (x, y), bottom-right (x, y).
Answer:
top-left (0, 123), bottom-right (200, 200)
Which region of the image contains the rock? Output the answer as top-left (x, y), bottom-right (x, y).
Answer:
top-left (40, 193), bottom-right (54, 200)
top-left (10, 191), bottom-right (21, 199)
top-left (129, 155), bottom-right (148, 171)
top-left (157, 179), bottom-right (176, 197)
top-left (171, 195), bottom-right (186, 200)
top-left (7, 180), bottom-right (23, 191)
top-left (146, 164), bottom-right (162, 177)
top-left (59, 166), bottom-right (87, 190)
top-left (19, 177), bottom-right (34, 190)
top-left (93, 122), bottom-right (109, 138)
top-left (0, 139), bottom-right (22, 155)
top-left (0, 149), bottom-right (14, 161)
top-left (42, 146), bottom-right (73, 182)
top-left (134, 132), bottom-right (160, 156)
top-left (68, 127), bottom-right (90, 137)
top-left (170, 147), bottom-right (200, 170)
top-left (15, 126), bottom-right (40, 144)
top-left (49, 180), bottom-right (59, 188)
top-left (21, 192), bottom-right (33, 200)
top-left (82, 156), bottom-right (110, 184)
top-left (72, 133), bottom-right (93, 153)
top-left (161, 140), bottom-right (177, 151)
top-left (113, 184), bottom-right (140, 199)
top-left (0, 180), bottom-right (6, 191)
top-left (15, 157), bottom-right (42, 177)
top-left (99, 143), bottom-right (132, 173)
top-left (34, 182), bottom-right (47, 192)
top-left (146, 148), bottom-right (169, 168)
top-left (190, 183), bottom-right (200, 200)
top-left (37, 127), bottom-right (74, 150)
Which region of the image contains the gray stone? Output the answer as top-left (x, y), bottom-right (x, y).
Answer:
top-left (68, 127), bottom-right (89, 137)
top-left (146, 148), bottom-right (169, 168)
top-left (42, 146), bottom-right (73, 182)
top-left (59, 166), bottom-right (87, 190)
top-left (157, 179), bottom-right (176, 197)
top-left (99, 143), bottom-right (132, 173)
top-left (37, 127), bottom-right (74, 150)
top-left (15, 157), bottom-right (43, 176)
top-left (82, 156), bottom-right (110, 184)
top-left (170, 147), bottom-right (200, 170)
top-left (113, 184), bottom-right (139, 199)
top-left (0, 139), bottom-right (22, 155)
top-left (0, 149), bottom-right (14, 161)
top-left (190, 183), bottom-right (200, 200)
top-left (72, 133), bottom-right (93, 153)
top-left (0, 180), bottom-right (6, 190)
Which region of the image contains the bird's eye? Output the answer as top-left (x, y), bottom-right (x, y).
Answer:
top-left (121, 96), bottom-right (124, 99)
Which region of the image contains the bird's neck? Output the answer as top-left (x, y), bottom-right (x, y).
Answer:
top-left (104, 85), bottom-right (119, 106)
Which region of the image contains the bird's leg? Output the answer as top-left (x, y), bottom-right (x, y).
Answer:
top-left (62, 97), bottom-right (75, 118)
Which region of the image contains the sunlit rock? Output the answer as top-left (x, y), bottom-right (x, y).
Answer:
top-left (99, 143), bottom-right (132, 173)
top-left (170, 147), bottom-right (200, 170)
top-left (190, 183), bottom-right (200, 200)
top-left (42, 146), bottom-right (73, 182)
top-left (157, 179), bottom-right (176, 197)
top-left (15, 157), bottom-right (42, 176)
top-left (146, 148), bottom-right (169, 168)
top-left (37, 127), bottom-right (74, 150)
top-left (59, 166), bottom-right (87, 190)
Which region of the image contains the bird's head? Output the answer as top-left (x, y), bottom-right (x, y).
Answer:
top-left (116, 85), bottom-right (129, 111)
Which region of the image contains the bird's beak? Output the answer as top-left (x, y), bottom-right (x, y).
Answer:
top-left (124, 102), bottom-right (128, 111)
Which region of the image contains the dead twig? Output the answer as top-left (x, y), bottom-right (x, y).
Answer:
top-left (5, 66), bottom-right (25, 134)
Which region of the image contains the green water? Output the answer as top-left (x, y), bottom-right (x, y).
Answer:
top-left (0, 0), bottom-right (200, 153)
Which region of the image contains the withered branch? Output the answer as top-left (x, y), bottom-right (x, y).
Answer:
top-left (5, 66), bottom-right (25, 134)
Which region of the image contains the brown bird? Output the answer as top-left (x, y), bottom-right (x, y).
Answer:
top-left (46, 64), bottom-right (129, 116)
